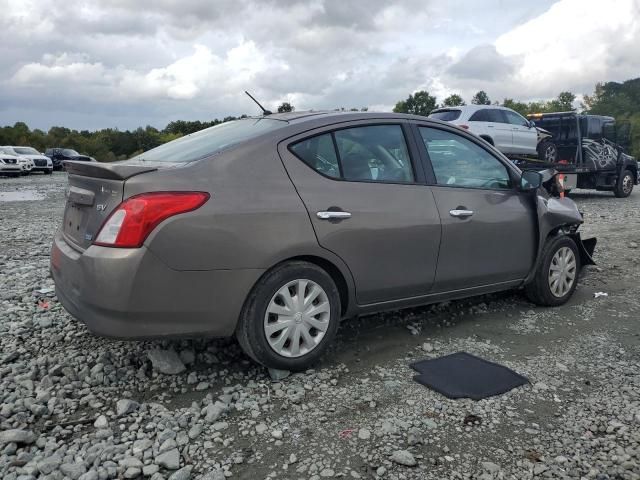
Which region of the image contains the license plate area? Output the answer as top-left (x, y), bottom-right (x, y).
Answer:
top-left (63, 202), bottom-right (87, 245)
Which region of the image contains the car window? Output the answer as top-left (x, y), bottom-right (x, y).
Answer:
top-left (129, 118), bottom-right (287, 163)
top-left (429, 110), bottom-right (461, 121)
top-left (334, 125), bottom-right (414, 182)
top-left (587, 118), bottom-right (602, 140)
top-left (504, 110), bottom-right (529, 127)
top-left (290, 133), bottom-right (340, 179)
top-left (487, 109), bottom-right (507, 123)
top-left (468, 109), bottom-right (489, 122)
top-left (419, 127), bottom-right (511, 189)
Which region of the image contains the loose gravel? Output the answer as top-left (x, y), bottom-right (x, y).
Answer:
top-left (1, 172), bottom-right (639, 480)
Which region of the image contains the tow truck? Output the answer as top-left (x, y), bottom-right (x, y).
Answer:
top-left (510, 112), bottom-right (638, 198)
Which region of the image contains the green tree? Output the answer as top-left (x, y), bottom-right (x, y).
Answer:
top-left (393, 91), bottom-right (438, 116)
top-left (547, 91), bottom-right (576, 112)
top-left (442, 94), bottom-right (465, 107)
top-left (471, 90), bottom-right (491, 105)
top-left (502, 98), bottom-right (530, 116)
top-left (277, 102), bottom-right (294, 113)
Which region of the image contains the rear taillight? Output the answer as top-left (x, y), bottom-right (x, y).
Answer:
top-left (458, 124), bottom-right (469, 130)
top-left (94, 192), bottom-right (210, 248)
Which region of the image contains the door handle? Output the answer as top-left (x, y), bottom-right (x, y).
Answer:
top-left (449, 209), bottom-right (474, 218)
top-left (317, 211), bottom-right (352, 220)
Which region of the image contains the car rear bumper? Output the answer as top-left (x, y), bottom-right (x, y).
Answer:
top-left (51, 230), bottom-right (263, 339)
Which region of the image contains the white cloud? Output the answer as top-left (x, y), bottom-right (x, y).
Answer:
top-left (494, 0), bottom-right (640, 97)
top-left (0, 0), bottom-right (638, 130)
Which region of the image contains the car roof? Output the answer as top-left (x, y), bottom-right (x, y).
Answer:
top-left (249, 110), bottom-right (442, 124)
top-left (431, 105), bottom-right (514, 113)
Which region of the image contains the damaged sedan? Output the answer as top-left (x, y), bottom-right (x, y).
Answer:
top-left (50, 111), bottom-right (596, 371)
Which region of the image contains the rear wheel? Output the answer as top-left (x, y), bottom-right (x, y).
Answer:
top-left (537, 139), bottom-right (558, 163)
top-left (236, 261), bottom-right (341, 371)
top-left (614, 169), bottom-right (634, 198)
top-left (525, 236), bottom-right (580, 306)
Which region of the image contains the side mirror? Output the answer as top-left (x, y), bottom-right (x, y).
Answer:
top-left (520, 170), bottom-right (542, 191)
top-left (528, 120), bottom-right (536, 128)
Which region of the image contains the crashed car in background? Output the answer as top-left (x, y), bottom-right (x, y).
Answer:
top-left (518, 112), bottom-right (638, 197)
top-left (428, 105), bottom-right (558, 162)
top-left (51, 111), bottom-right (595, 370)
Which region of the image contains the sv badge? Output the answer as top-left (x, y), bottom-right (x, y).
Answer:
top-left (96, 204), bottom-right (108, 211)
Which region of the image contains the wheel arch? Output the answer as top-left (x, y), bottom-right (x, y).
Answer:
top-left (624, 163), bottom-right (638, 185)
top-left (479, 134), bottom-right (494, 146)
top-left (246, 253), bottom-right (355, 317)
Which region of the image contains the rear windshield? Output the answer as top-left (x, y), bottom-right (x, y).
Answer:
top-left (130, 118), bottom-right (287, 163)
top-left (429, 110), bottom-right (461, 121)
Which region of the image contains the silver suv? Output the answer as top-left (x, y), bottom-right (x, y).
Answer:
top-left (429, 105), bottom-right (556, 160)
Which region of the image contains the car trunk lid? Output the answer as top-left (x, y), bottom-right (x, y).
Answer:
top-left (62, 161), bottom-right (158, 250)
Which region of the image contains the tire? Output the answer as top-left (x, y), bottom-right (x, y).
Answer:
top-left (235, 261), bottom-right (341, 371)
top-left (525, 236), bottom-right (581, 306)
top-left (614, 169), bottom-right (634, 198)
top-left (479, 136), bottom-right (494, 146)
top-left (537, 139), bottom-right (558, 163)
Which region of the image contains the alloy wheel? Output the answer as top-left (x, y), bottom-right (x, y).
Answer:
top-left (264, 279), bottom-right (331, 358)
top-left (545, 145), bottom-right (557, 162)
top-left (622, 174), bottom-right (633, 195)
top-left (548, 246), bottom-right (577, 298)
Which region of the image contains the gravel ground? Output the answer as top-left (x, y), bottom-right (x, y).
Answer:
top-left (1, 172), bottom-right (639, 480)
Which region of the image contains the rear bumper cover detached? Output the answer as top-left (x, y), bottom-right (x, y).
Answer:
top-left (51, 230), bottom-right (263, 339)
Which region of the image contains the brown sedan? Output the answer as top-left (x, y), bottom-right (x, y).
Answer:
top-left (51, 111), bottom-right (595, 370)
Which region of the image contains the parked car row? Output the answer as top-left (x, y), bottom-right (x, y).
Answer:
top-left (0, 146), bottom-right (97, 177)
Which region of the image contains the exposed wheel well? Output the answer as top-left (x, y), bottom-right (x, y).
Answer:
top-left (479, 135), bottom-right (494, 145)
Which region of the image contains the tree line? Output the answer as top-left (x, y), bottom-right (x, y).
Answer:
top-left (0, 78), bottom-right (638, 161)
top-left (392, 89), bottom-right (578, 117)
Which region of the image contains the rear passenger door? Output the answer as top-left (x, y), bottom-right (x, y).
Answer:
top-left (415, 125), bottom-right (536, 292)
top-left (278, 122), bottom-right (442, 305)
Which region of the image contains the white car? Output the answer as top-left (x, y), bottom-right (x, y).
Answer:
top-left (429, 105), bottom-right (557, 160)
top-left (0, 151), bottom-right (22, 177)
top-left (0, 147), bottom-right (33, 175)
top-left (2, 146), bottom-right (53, 174)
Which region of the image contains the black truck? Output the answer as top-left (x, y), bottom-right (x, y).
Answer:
top-left (512, 112), bottom-right (638, 198)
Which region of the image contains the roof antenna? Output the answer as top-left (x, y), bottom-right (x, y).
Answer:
top-left (244, 91), bottom-right (272, 116)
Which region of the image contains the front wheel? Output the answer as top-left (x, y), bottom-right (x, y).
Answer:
top-left (525, 236), bottom-right (580, 306)
top-left (614, 169), bottom-right (634, 198)
top-left (537, 139), bottom-right (559, 163)
top-left (236, 261), bottom-right (341, 371)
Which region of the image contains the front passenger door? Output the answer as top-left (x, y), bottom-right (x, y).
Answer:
top-left (504, 110), bottom-right (538, 155)
top-left (417, 126), bottom-right (536, 292)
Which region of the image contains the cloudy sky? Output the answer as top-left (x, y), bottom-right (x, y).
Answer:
top-left (1, 0), bottom-right (638, 130)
